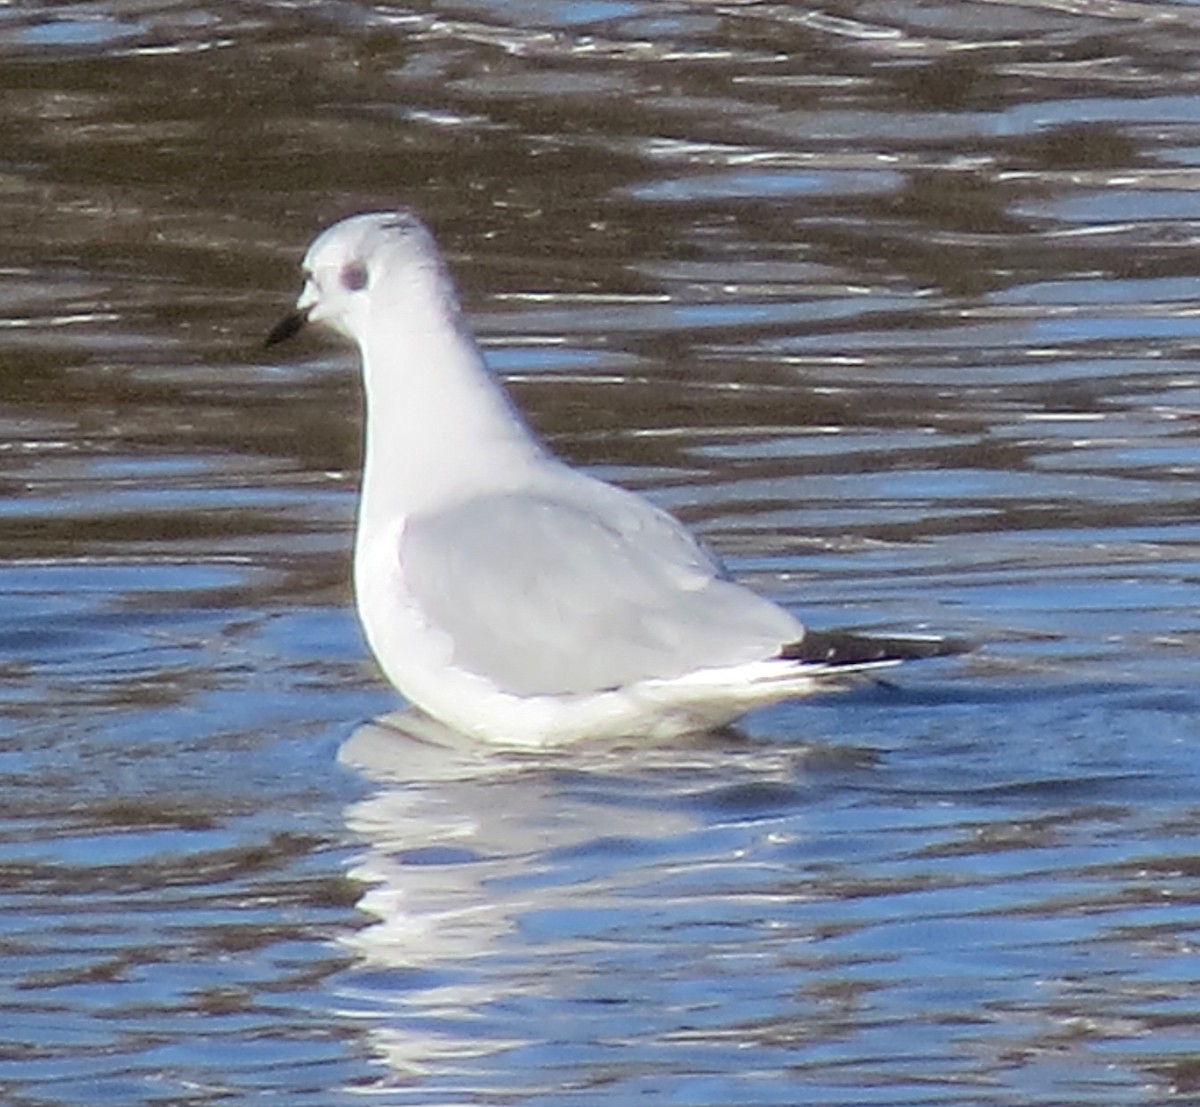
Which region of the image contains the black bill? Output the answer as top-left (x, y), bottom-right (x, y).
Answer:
top-left (264, 307), bottom-right (308, 347)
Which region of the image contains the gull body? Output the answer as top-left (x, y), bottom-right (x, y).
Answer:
top-left (268, 211), bottom-right (946, 747)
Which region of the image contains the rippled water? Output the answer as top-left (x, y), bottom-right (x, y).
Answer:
top-left (3, 1), bottom-right (1200, 1103)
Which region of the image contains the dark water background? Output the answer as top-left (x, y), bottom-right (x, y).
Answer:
top-left (3, 1), bottom-right (1200, 1103)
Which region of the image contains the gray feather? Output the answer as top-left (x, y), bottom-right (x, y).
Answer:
top-left (401, 480), bottom-right (802, 696)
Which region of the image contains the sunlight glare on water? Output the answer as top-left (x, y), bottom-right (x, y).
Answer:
top-left (1, 1), bottom-right (1200, 1104)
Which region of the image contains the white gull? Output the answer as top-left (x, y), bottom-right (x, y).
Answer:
top-left (266, 211), bottom-right (959, 746)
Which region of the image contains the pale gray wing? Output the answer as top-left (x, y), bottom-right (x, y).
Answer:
top-left (400, 481), bottom-right (802, 696)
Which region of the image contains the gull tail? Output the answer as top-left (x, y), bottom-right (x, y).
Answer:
top-left (780, 629), bottom-right (971, 667)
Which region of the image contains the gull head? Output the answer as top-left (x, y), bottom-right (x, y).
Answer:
top-left (265, 211), bottom-right (445, 347)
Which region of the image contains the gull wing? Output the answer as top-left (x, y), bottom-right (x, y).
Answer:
top-left (400, 481), bottom-right (802, 697)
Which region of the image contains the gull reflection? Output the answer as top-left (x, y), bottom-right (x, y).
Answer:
top-left (335, 709), bottom-right (710, 1079)
top-left (333, 701), bottom-right (849, 1085)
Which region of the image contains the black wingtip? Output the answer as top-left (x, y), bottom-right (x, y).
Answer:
top-left (264, 307), bottom-right (308, 348)
top-left (780, 629), bottom-right (972, 667)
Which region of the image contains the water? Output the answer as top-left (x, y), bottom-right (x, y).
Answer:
top-left (2, 1), bottom-right (1200, 1103)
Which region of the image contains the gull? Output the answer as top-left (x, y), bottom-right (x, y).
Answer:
top-left (266, 211), bottom-right (961, 746)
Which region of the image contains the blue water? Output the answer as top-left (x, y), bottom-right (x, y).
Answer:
top-left (2, 1), bottom-right (1200, 1104)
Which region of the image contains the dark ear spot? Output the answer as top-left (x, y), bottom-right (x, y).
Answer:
top-left (341, 262), bottom-right (368, 292)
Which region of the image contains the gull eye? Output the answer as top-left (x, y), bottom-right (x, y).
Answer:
top-left (341, 262), bottom-right (368, 292)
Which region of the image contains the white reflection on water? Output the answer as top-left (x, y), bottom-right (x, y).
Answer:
top-left (333, 710), bottom-right (825, 1085)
